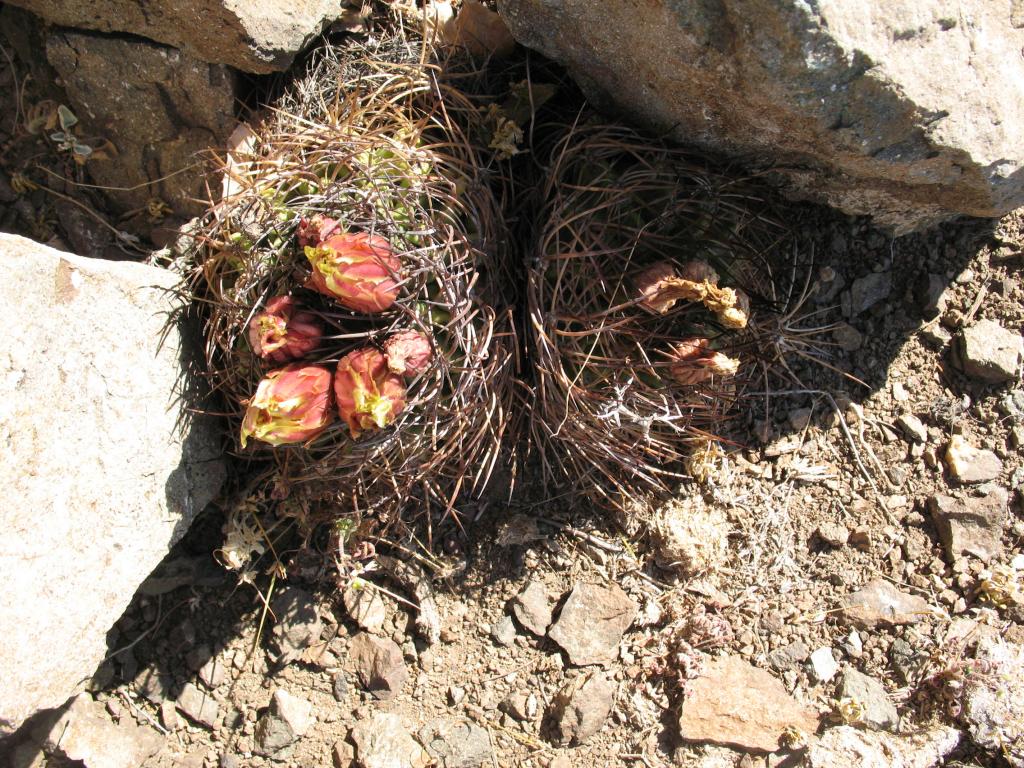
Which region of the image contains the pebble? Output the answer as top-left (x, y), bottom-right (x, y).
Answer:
top-left (176, 683), bottom-right (220, 729)
top-left (815, 522), bottom-right (849, 547)
top-left (896, 413), bottom-right (927, 443)
top-left (839, 579), bottom-right (933, 629)
top-left (838, 669), bottom-right (897, 730)
top-left (945, 434), bottom-right (1003, 483)
top-left (849, 272), bottom-right (892, 315)
top-left (270, 587), bottom-right (323, 664)
top-left (959, 319), bottom-right (1022, 383)
top-left (350, 713), bottom-right (429, 768)
top-left (832, 323), bottom-right (863, 352)
top-left (548, 670), bottom-right (616, 746)
top-left (511, 580), bottom-right (554, 636)
top-left (809, 647), bottom-right (838, 683)
top-left (548, 582), bottom-right (638, 666)
top-left (343, 584), bottom-right (387, 634)
top-left (490, 615), bottom-right (517, 646)
top-left (349, 632), bottom-right (408, 700)
top-left (804, 725), bottom-right (960, 767)
top-left (842, 631), bottom-right (863, 658)
top-left (332, 671), bottom-right (349, 702)
top-left (928, 488), bottom-right (1007, 563)
top-left (253, 689), bottom-right (313, 757)
top-left (418, 719), bottom-right (494, 768)
top-left (160, 699), bottom-right (182, 731)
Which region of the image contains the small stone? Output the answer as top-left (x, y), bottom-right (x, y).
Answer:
top-left (199, 657), bottom-right (226, 689)
top-left (849, 527), bottom-right (873, 551)
top-left (849, 272), bottom-right (892, 315)
top-left (921, 323), bottom-right (952, 347)
top-left (839, 579), bottom-right (934, 629)
top-left (768, 639), bottom-right (809, 672)
top-left (351, 713), bottom-right (429, 768)
top-left (349, 632), bottom-right (408, 700)
top-left (135, 667), bottom-right (172, 705)
top-left (962, 637), bottom-right (1024, 765)
top-left (959, 319), bottom-right (1022, 383)
top-left (448, 686), bottom-right (466, 706)
top-left (678, 656), bottom-right (819, 753)
top-left (548, 582), bottom-right (638, 666)
top-left (35, 694), bottom-right (163, 768)
top-left (490, 615), bottom-right (516, 646)
top-left (838, 669), bottom-right (897, 730)
top-left (270, 586), bottom-right (322, 663)
top-left (897, 414), bottom-right (928, 443)
top-left (160, 699), bottom-right (182, 730)
top-left (809, 647), bottom-right (838, 683)
top-left (344, 584), bottom-right (387, 634)
top-left (889, 639), bottom-right (922, 684)
top-left (418, 719), bottom-right (493, 768)
top-left (176, 682), bottom-right (220, 729)
top-left (815, 523), bottom-right (849, 547)
top-left (511, 580), bottom-right (553, 636)
top-left (788, 407), bottom-right (813, 431)
top-left (832, 323), bottom-right (863, 352)
top-left (547, 670), bottom-right (616, 746)
top-left (945, 435), bottom-right (1003, 483)
top-left (928, 489), bottom-right (1007, 563)
top-left (500, 692), bottom-right (533, 722)
top-left (842, 631), bottom-right (863, 658)
top-left (333, 740), bottom-right (355, 768)
top-left (805, 725), bottom-right (960, 767)
top-left (254, 689), bottom-right (313, 757)
top-left (332, 671), bottom-right (349, 702)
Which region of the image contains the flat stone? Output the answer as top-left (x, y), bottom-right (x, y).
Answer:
top-left (677, 655), bottom-right (820, 753)
top-left (350, 713), bottom-right (429, 768)
top-left (176, 683), bottom-right (220, 729)
top-left (768, 639), bottom-right (809, 672)
top-left (10, 0), bottom-right (345, 73)
top-left (805, 725), bottom-right (961, 768)
top-left (548, 582), bottom-right (638, 666)
top-left (270, 586), bottom-right (322, 663)
top-left (816, 523), bottom-right (849, 547)
top-left (0, 236), bottom-right (224, 736)
top-left (929, 490), bottom-right (1007, 563)
top-left (344, 584), bottom-right (387, 634)
top-left (511, 580), bottom-right (554, 636)
top-left (832, 323), bottom-right (863, 352)
top-left (959, 320), bottom-right (1022, 383)
top-left (418, 719), bottom-right (494, 768)
top-left (897, 414), bottom-right (928, 444)
top-left (497, 0), bottom-right (1024, 233)
top-left (962, 638), bottom-right (1024, 765)
top-left (349, 633), bottom-right (408, 700)
top-left (838, 669), bottom-right (898, 731)
top-left (490, 615), bottom-right (516, 646)
top-left (254, 689), bottom-right (314, 757)
top-left (547, 670), bottom-right (616, 746)
top-left (159, 700), bottom-right (182, 731)
top-left (850, 272), bottom-right (893, 315)
top-left (840, 579), bottom-right (934, 630)
top-left (945, 435), bottom-right (1003, 484)
top-left (33, 693), bottom-right (163, 768)
top-left (809, 647), bottom-right (839, 683)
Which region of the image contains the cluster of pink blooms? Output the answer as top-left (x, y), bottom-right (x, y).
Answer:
top-left (240, 216), bottom-right (433, 448)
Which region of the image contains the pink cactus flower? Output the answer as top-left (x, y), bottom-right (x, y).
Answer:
top-left (334, 347), bottom-right (407, 438)
top-left (383, 330), bottom-right (433, 376)
top-left (667, 338), bottom-right (740, 385)
top-left (240, 365), bottom-right (333, 447)
top-left (304, 231), bottom-right (401, 314)
top-left (248, 295), bottom-right (323, 363)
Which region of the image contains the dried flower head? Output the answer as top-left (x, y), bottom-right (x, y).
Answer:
top-left (248, 295), bottom-right (323, 363)
top-left (718, 287), bottom-right (750, 329)
top-left (296, 214), bottom-right (342, 248)
top-left (305, 231), bottom-right (401, 313)
top-left (334, 347), bottom-right (407, 438)
top-left (384, 329), bottom-right (433, 376)
top-left (240, 364), bottom-right (333, 447)
top-left (667, 338), bottom-right (740, 385)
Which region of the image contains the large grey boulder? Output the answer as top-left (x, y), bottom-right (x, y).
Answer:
top-left (497, 0), bottom-right (1024, 234)
top-left (0, 234), bottom-right (225, 736)
top-left (7, 0), bottom-right (345, 73)
top-left (45, 30), bottom-right (236, 226)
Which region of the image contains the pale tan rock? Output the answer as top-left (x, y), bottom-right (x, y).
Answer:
top-left (677, 655), bottom-right (820, 753)
top-left (805, 725), bottom-right (961, 768)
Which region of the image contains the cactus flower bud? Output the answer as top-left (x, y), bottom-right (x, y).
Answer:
top-left (334, 347), bottom-right (407, 438)
top-left (304, 232), bottom-right (401, 313)
top-left (240, 365), bottom-right (333, 447)
top-left (248, 295), bottom-right (324, 363)
top-left (383, 330), bottom-right (433, 376)
top-left (296, 214), bottom-right (342, 248)
top-left (667, 338), bottom-right (740, 385)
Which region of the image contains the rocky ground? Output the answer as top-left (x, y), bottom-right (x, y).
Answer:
top-left (6, 205), bottom-right (1023, 768)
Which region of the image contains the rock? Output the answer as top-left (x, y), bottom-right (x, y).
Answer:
top-left (344, 584), bottom-right (387, 634)
top-left (500, 692), bottom-right (537, 722)
top-left (349, 633), bottom-right (408, 700)
top-left (959, 320), bottom-right (1022, 383)
top-left (962, 637), bottom-right (1024, 765)
top-left (159, 700), bottom-right (182, 731)
top-left (254, 689), bottom-right (314, 757)
top-left (649, 497), bottom-right (729, 576)
top-left (496, 1), bottom-right (1024, 233)
top-left (511, 580), bottom-right (554, 636)
top-left (839, 579), bottom-right (934, 629)
top-left (350, 713), bottom-right (429, 768)
top-left (547, 670), bottom-right (616, 746)
top-left (490, 615), bottom-right (516, 646)
top-left (45, 30), bottom-right (236, 228)
top-left (849, 272), bottom-right (893, 316)
top-left (815, 522), bottom-right (849, 547)
top-left (928, 489), bottom-right (1007, 563)
top-left (832, 323), bottom-right (863, 353)
top-left (898, 414), bottom-right (928, 444)
top-left (809, 647), bottom-right (839, 683)
top-left (548, 582), bottom-right (638, 666)
top-left (945, 435), bottom-right (1003, 484)
top-left (444, 0), bottom-right (517, 59)
top-left (199, 656), bottom-right (227, 689)
top-left (9, 0), bottom-right (343, 73)
top-left (0, 236), bottom-right (224, 736)
top-left (838, 669), bottom-right (898, 731)
top-left (889, 639), bottom-right (923, 685)
top-left (805, 725), bottom-right (961, 768)
top-left (768, 639), bottom-right (809, 672)
top-left (176, 683), bottom-right (220, 729)
top-left (447, 686), bottom-right (466, 706)
top-left (32, 693), bottom-right (163, 768)
top-left (333, 740), bottom-right (356, 768)
top-left (332, 672), bottom-right (349, 702)
top-left (677, 655), bottom-right (819, 753)
top-left (270, 586), bottom-right (322, 663)
top-left (418, 719), bottom-right (494, 768)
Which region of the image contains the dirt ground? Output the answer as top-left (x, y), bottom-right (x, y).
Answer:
top-left (3, 8), bottom-right (1024, 768)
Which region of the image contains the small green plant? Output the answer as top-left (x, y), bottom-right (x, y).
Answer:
top-left (48, 105), bottom-right (94, 164)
